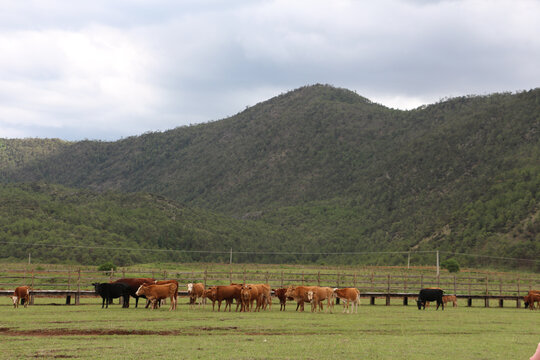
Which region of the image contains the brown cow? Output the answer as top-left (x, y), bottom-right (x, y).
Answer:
top-left (285, 285), bottom-right (316, 312)
top-left (187, 283), bottom-right (205, 308)
top-left (307, 287), bottom-right (335, 313)
top-left (524, 291), bottom-right (540, 310)
top-left (135, 283), bottom-right (177, 311)
top-left (12, 286), bottom-right (31, 308)
top-left (212, 284), bottom-right (243, 312)
top-left (273, 288), bottom-right (288, 311)
top-left (333, 287), bottom-right (360, 314)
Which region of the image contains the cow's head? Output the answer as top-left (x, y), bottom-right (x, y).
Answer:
top-left (307, 291), bottom-right (314, 302)
top-left (416, 300), bottom-right (424, 310)
top-left (11, 296), bottom-right (18, 306)
top-left (135, 284), bottom-right (147, 296)
top-left (187, 283), bottom-right (193, 293)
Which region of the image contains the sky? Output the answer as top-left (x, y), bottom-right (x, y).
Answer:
top-left (1, 0), bottom-right (539, 141)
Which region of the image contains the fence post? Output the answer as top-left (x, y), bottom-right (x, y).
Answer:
top-left (354, 272), bottom-right (357, 289)
top-left (317, 272), bottom-right (321, 286)
top-left (243, 269), bottom-right (246, 284)
top-left (386, 274), bottom-right (391, 306)
top-left (163, 270), bottom-right (167, 280)
top-left (68, 268), bottom-right (71, 291)
top-left (122, 268), bottom-right (125, 279)
top-left (485, 276), bottom-right (489, 307)
top-left (76, 268), bottom-right (81, 305)
top-left (203, 269), bottom-right (207, 289)
top-left (404, 272), bottom-right (407, 293)
top-left (229, 269), bottom-right (232, 284)
top-left (302, 272), bottom-right (305, 286)
top-left (453, 275), bottom-right (457, 295)
top-left (31, 269), bottom-right (35, 289)
top-left (420, 274), bottom-right (424, 289)
top-left (281, 271), bottom-right (284, 288)
top-left (517, 277), bottom-right (521, 308)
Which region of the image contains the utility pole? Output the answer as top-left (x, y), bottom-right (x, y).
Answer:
top-left (28, 253), bottom-right (31, 265)
top-left (407, 252), bottom-right (410, 269)
top-left (229, 248), bottom-right (233, 265)
top-left (436, 250), bottom-right (440, 276)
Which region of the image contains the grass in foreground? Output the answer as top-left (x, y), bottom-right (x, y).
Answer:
top-left (1, 297), bottom-right (539, 359)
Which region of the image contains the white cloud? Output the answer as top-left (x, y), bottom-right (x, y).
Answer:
top-left (0, 0), bottom-right (539, 140)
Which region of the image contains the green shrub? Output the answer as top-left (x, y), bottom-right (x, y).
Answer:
top-left (97, 262), bottom-right (117, 274)
top-left (442, 258), bottom-right (460, 273)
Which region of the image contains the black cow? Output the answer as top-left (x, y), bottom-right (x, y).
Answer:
top-left (112, 278), bottom-right (155, 308)
top-left (417, 288), bottom-right (444, 310)
top-left (93, 282), bottom-right (131, 309)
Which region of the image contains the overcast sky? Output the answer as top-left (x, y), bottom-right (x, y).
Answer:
top-left (1, 0), bottom-right (539, 141)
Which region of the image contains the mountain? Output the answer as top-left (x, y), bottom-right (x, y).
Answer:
top-left (1, 84), bottom-right (539, 268)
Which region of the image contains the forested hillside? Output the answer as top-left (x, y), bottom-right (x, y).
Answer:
top-left (1, 85), bottom-right (539, 269)
top-left (0, 183), bottom-right (300, 265)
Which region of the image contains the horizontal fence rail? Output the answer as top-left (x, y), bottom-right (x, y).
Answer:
top-left (0, 266), bottom-right (538, 308)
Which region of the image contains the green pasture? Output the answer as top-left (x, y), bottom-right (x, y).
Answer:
top-left (1, 296), bottom-right (538, 359)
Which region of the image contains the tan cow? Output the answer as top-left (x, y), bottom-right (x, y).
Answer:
top-left (443, 295), bottom-right (457, 307)
top-left (155, 280), bottom-right (179, 307)
top-left (285, 285), bottom-right (316, 312)
top-left (307, 287), bottom-right (335, 313)
top-left (12, 286), bottom-right (31, 308)
top-left (187, 282), bottom-right (205, 308)
top-left (241, 284), bottom-right (261, 312)
top-left (135, 283), bottom-right (177, 311)
top-left (333, 287), bottom-right (360, 314)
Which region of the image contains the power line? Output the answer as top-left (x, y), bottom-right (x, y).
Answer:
top-left (0, 240), bottom-right (538, 263)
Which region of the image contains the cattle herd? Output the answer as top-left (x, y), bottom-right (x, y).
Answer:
top-left (9, 280), bottom-right (540, 312)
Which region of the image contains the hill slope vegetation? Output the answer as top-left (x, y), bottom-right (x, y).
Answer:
top-left (1, 85), bottom-right (539, 268)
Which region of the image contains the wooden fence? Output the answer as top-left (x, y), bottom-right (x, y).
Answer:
top-left (0, 266), bottom-right (538, 307)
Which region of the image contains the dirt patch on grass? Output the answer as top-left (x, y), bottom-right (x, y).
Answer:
top-left (0, 326), bottom-right (245, 337)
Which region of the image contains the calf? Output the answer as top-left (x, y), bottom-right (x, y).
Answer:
top-left (273, 288), bottom-right (288, 311)
top-left (333, 287), bottom-right (360, 314)
top-left (187, 282), bottom-right (205, 308)
top-left (204, 287), bottom-right (218, 311)
top-left (443, 295), bottom-right (457, 307)
top-left (12, 286), bottom-right (31, 308)
top-left (417, 288), bottom-right (444, 310)
top-left (135, 283), bottom-right (177, 311)
top-left (93, 282), bottom-right (131, 309)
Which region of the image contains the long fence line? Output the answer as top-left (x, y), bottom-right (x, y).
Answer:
top-left (1, 266), bottom-right (539, 307)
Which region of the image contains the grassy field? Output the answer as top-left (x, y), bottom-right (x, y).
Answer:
top-left (1, 296), bottom-right (539, 359)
